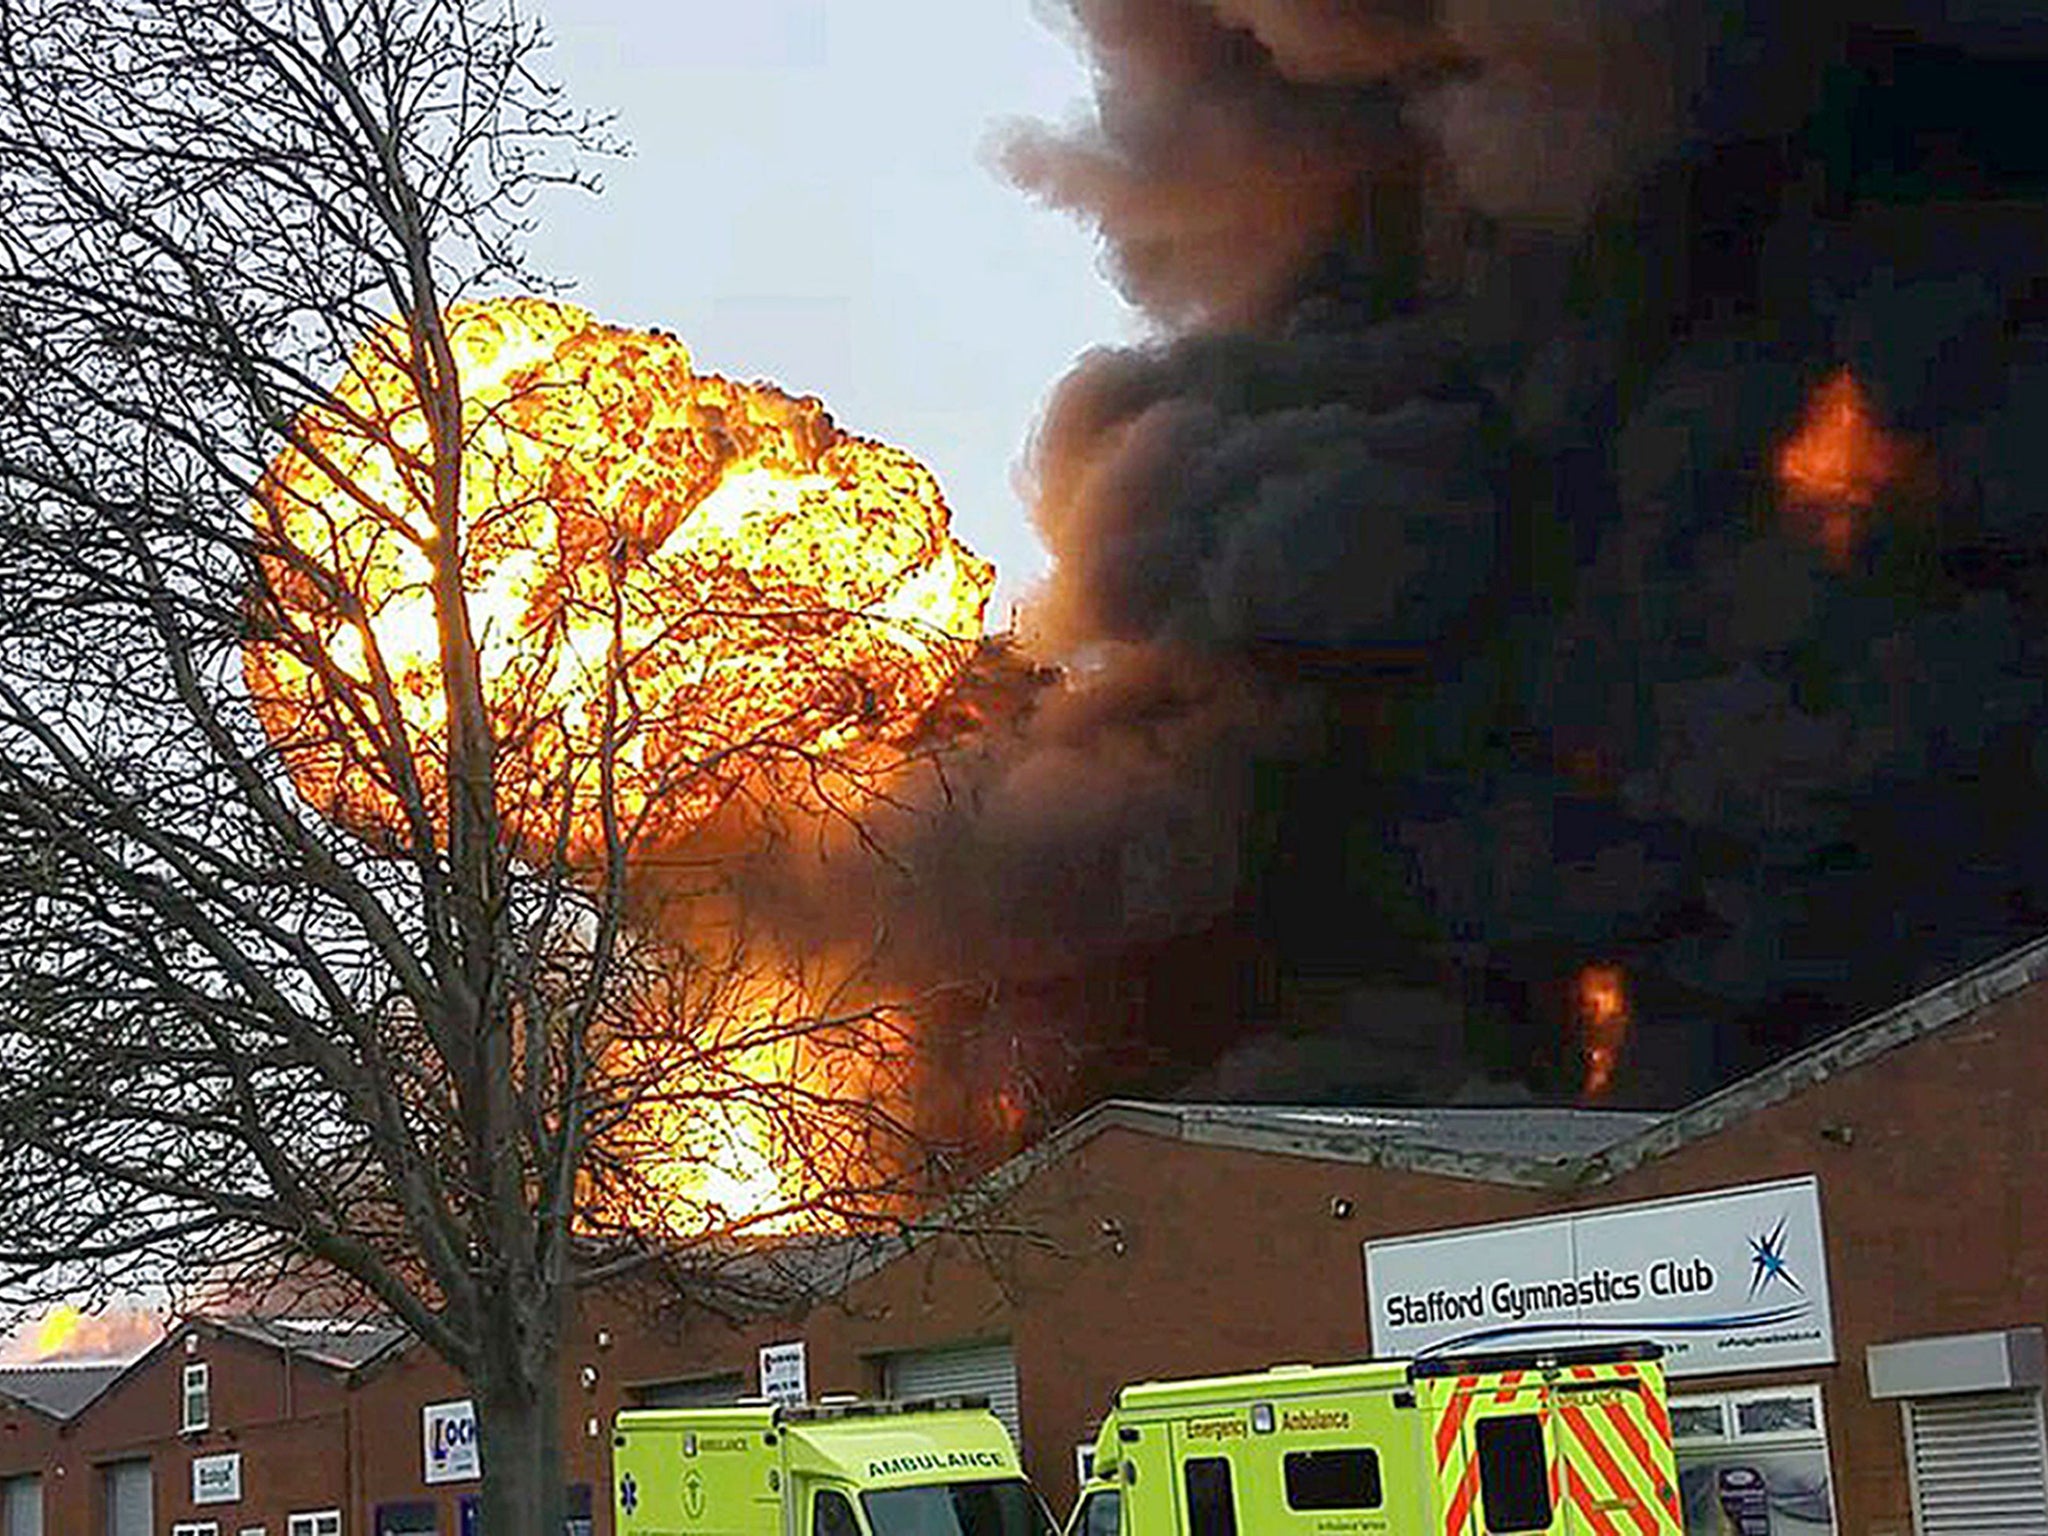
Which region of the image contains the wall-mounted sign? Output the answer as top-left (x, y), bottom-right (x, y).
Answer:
top-left (1363, 1176), bottom-right (1836, 1377)
top-left (759, 1341), bottom-right (808, 1405)
top-left (192, 1450), bottom-right (242, 1504)
top-left (374, 1502), bottom-right (440, 1536)
top-left (423, 1398), bottom-right (481, 1484)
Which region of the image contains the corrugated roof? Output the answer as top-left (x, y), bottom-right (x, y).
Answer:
top-left (0, 1361), bottom-right (125, 1419)
top-left (205, 1315), bottom-right (410, 1371)
top-left (1167, 1104), bottom-right (1663, 1162)
top-left (1005, 931), bottom-right (2048, 1192)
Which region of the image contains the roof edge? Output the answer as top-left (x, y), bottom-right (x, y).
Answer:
top-left (1152, 1105), bottom-right (1628, 1190)
top-left (1581, 930), bottom-right (2048, 1181)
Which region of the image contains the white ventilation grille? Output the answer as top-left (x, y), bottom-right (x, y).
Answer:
top-left (1907, 1392), bottom-right (2048, 1536)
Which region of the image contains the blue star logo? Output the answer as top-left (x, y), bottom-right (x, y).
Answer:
top-left (1748, 1214), bottom-right (1804, 1297)
top-left (621, 1472), bottom-right (639, 1514)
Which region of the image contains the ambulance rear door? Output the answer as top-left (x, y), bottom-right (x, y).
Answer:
top-left (1549, 1364), bottom-right (1680, 1536)
top-left (1433, 1369), bottom-right (1563, 1536)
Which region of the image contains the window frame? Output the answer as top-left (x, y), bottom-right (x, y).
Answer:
top-left (1079, 1489), bottom-right (1122, 1536)
top-left (1669, 1384), bottom-right (1828, 1448)
top-left (814, 1488), bottom-right (862, 1536)
top-left (287, 1513), bottom-right (343, 1536)
top-left (181, 1361), bottom-right (211, 1433)
top-left (1181, 1456), bottom-right (1237, 1536)
top-left (171, 1524), bottom-right (221, 1536)
top-left (1281, 1448), bottom-right (1384, 1512)
top-left (1473, 1414), bottom-right (1554, 1535)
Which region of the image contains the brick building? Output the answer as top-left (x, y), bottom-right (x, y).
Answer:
top-left (4, 934), bottom-right (2048, 1536)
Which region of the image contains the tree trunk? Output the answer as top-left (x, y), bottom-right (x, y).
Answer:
top-left (474, 1337), bottom-right (568, 1536)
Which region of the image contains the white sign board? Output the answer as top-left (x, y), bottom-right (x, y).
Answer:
top-left (1364, 1176), bottom-right (1835, 1377)
top-left (423, 1398), bottom-right (482, 1484)
top-left (192, 1451), bottom-right (242, 1504)
top-left (759, 1341), bottom-right (808, 1405)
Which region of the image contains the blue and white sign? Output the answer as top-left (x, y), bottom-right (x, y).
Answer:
top-left (1364, 1176), bottom-right (1835, 1377)
top-left (759, 1341), bottom-right (808, 1406)
top-left (423, 1398), bottom-right (481, 1484)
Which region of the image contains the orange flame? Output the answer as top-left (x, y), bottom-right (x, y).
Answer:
top-left (1575, 964), bottom-right (1630, 1100)
top-left (244, 299), bottom-right (995, 1228)
top-left (1776, 370), bottom-right (1900, 564)
top-left (1, 1305), bottom-right (162, 1363)
top-left (247, 297), bottom-right (993, 861)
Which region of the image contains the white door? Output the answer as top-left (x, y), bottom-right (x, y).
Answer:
top-left (1905, 1391), bottom-right (2048, 1536)
top-left (101, 1460), bottom-right (152, 1536)
top-left (885, 1341), bottom-right (1021, 1447)
top-left (3, 1473), bottom-right (42, 1536)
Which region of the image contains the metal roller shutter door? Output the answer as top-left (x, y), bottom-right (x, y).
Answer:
top-left (101, 1461), bottom-right (151, 1536)
top-left (885, 1342), bottom-right (1021, 1447)
top-left (1907, 1392), bottom-right (2048, 1536)
top-left (635, 1372), bottom-right (747, 1408)
top-left (3, 1475), bottom-right (42, 1536)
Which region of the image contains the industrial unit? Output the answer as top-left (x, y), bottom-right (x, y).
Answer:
top-left (3, 935), bottom-right (2047, 1536)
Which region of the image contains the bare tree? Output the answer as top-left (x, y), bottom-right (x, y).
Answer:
top-left (0, 3), bottom-right (981, 1532)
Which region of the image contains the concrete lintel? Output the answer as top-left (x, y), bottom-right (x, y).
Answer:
top-left (1867, 1326), bottom-right (2046, 1399)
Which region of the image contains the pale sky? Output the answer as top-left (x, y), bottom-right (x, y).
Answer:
top-left (523, 1), bottom-right (1139, 622)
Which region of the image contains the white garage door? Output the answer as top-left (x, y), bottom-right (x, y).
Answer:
top-left (885, 1342), bottom-right (1021, 1448)
top-left (100, 1460), bottom-right (151, 1536)
top-left (1906, 1392), bottom-right (2048, 1536)
top-left (3, 1473), bottom-right (42, 1536)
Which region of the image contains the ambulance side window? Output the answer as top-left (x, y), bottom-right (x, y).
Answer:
top-left (1474, 1417), bottom-right (1552, 1533)
top-left (1182, 1458), bottom-right (1237, 1536)
top-left (1083, 1491), bottom-right (1122, 1536)
top-left (816, 1490), bottom-right (863, 1536)
top-left (1283, 1449), bottom-right (1383, 1510)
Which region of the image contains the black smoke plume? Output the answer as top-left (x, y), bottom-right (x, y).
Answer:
top-left (755, 0), bottom-right (2048, 1118)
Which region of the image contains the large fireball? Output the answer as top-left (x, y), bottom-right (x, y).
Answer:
top-left (247, 297), bottom-right (993, 859)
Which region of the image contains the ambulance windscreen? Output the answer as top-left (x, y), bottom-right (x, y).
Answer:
top-left (862, 1479), bottom-right (1053, 1536)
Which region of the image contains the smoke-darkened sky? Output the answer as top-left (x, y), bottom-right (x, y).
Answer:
top-left (739, 0), bottom-right (2048, 1114)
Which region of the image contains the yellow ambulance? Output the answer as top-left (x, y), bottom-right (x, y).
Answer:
top-left (615, 1395), bottom-right (1057, 1536)
top-left (1070, 1344), bottom-right (1680, 1536)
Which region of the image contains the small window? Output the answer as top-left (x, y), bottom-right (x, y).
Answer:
top-left (171, 1525), bottom-right (220, 1536)
top-left (182, 1362), bottom-right (211, 1432)
top-left (288, 1515), bottom-right (343, 1536)
top-left (1182, 1458), bottom-right (1236, 1536)
top-left (1670, 1401), bottom-right (1728, 1442)
top-left (1082, 1491), bottom-right (1121, 1536)
top-left (816, 1490), bottom-right (862, 1536)
top-left (1284, 1449), bottom-right (1383, 1511)
top-left (373, 1502), bottom-right (437, 1536)
top-left (1735, 1394), bottom-right (1818, 1436)
top-left (1475, 1416), bottom-right (1552, 1534)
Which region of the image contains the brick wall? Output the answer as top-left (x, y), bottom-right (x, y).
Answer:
top-left (1, 971), bottom-right (2041, 1536)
